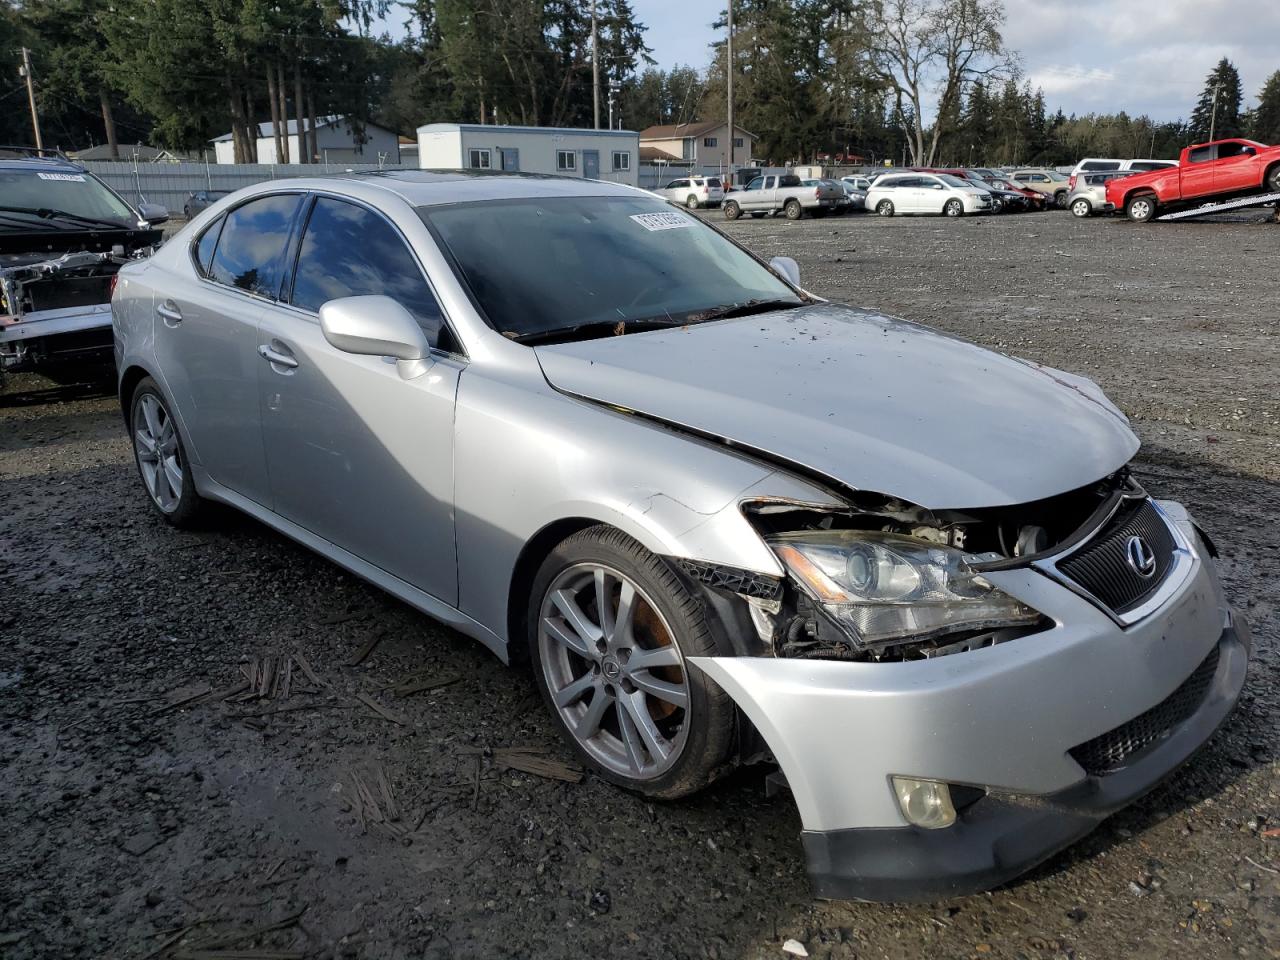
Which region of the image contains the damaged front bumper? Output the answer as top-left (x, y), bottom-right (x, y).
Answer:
top-left (690, 502), bottom-right (1249, 901)
top-left (1, 250), bottom-right (122, 373)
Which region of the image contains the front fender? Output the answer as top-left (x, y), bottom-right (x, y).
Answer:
top-left (452, 369), bottom-right (840, 649)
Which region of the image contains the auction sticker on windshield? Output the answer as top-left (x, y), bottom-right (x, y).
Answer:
top-left (36, 172), bottom-right (86, 182)
top-left (630, 211), bottom-right (693, 232)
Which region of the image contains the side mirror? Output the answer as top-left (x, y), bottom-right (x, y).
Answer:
top-left (320, 295), bottom-right (432, 380)
top-left (138, 201), bottom-right (168, 225)
top-left (769, 255), bottom-right (801, 288)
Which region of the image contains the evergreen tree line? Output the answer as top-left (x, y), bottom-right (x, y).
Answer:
top-left (3, 0), bottom-right (1279, 167)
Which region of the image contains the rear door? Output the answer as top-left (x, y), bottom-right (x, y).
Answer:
top-left (582, 150), bottom-right (600, 179)
top-left (1212, 141), bottom-right (1259, 193)
top-left (256, 194), bottom-right (462, 603)
top-left (152, 192), bottom-right (304, 508)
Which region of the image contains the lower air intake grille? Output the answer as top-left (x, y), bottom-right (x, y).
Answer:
top-left (1069, 643), bottom-right (1220, 776)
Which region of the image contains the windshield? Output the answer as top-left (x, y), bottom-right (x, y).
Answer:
top-left (1044, 170), bottom-right (1068, 181)
top-left (0, 169), bottom-right (136, 223)
top-left (420, 196), bottom-right (800, 339)
top-left (937, 174), bottom-right (973, 188)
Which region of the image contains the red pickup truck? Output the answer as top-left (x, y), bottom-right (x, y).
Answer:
top-left (1107, 138), bottom-right (1280, 221)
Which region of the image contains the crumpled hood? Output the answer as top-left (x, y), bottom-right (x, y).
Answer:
top-left (534, 303), bottom-right (1139, 510)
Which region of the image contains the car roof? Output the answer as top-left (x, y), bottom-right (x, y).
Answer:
top-left (0, 156), bottom-right (87, 175)
top-left (310, 169), bottom-right (648, 207)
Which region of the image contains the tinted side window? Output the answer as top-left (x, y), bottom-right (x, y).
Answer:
top-left (1081, 161), bottom-right (1120, 171)
top-left (209, 194), bottom-right (301, 298)
top-left (194, 216), bottom-right (224, 277)
top-left (290, 197), bottom-right (444, 337)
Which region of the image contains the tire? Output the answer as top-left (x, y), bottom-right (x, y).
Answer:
top-left (723, 200), bottom-right (741, 221)
top-left (784, 199), bottom-right (803, 220)
top-left (1265, 163), bottom-right (1280, 194)
top-left (685, 194), bottom-right (700, 209)
top-left (1071, 198), bottom-right (1092, 218)
top-left (128, 377), bottom-right (206, 527)
top-left (944, 198), bottom-right (964, 218)
top-left (876, 199), bottom-right (895, 217)
top-left (1126, 193), bottom-right (1157, 223)
top-left (1054, 190), bottom-right (1069, 209)
top-left (528, 526), bottom-right (735, 798)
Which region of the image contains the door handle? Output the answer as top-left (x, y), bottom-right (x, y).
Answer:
top-left (258, 343), bottom-right (299, 370)
top-left (156, 301), bottom-right (182, 326)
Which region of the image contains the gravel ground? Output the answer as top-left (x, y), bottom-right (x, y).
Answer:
top-left (2, 208), bottom-right (1277, 960)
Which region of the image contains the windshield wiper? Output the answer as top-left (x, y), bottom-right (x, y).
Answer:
top-left (682, 298), bottom-right (805, 323)
top-left (512, 317), bottom-right (684, 346)
top-left (0, 205), bottom-right (132, 230)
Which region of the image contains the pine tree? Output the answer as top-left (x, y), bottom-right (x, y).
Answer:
top-left (1189, 57), bottom-right (1243, 142)
top-left (1251, 70), bottom-right (1280, 145)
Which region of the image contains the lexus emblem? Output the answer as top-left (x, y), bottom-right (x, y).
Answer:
top-left (1126, 536), bottom-right (1158, 578)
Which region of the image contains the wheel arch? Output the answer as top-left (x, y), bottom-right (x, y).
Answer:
top-left (1123, 186), bottom-right (1156, 210)
top-left (1264, 159), bottom-right (1280, 188)
top-left (118, 363), bottom-right (153, 426)
top-left (505, 516), bottom-right (603, 663)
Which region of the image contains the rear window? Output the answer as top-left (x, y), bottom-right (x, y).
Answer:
top-left (208, 194), bottom-right (302, 298)
top-left (779, 175), bottom-right (801, 187)
top-left (1080, 161), bottom-right (1121, 171)
top-left (706, 178), bottom-right (721, 188)
top-left (1127, 161), bottom-right (1173, 172)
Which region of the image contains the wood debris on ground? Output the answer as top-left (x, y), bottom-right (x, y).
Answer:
top-left (458, 745), bottom-right (584, 784)
top-left (378, 670), bottom-right (460, 698)
top-left (341, 763), bottom-right (409, 840)
top-left (354, 691), bottom-right (408, 726)
top-left (345, 631), bottom-right (384, 667)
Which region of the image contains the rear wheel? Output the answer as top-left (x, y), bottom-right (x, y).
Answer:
top-left (528, 526), bottom-right (734, 798)
top-left (876, 199), bottom-right (895, 217)
top-left (944, 198), bottom-right (964, 217)
top-left (784, 199), bottom-right (803, 220)
top-left (723, 200), bottom-right (741, 221)
top-left (1071, 197), bottom-right (1092, 218)
top-left (1054, 190), bottom-right (1069, 209)
top-left (129, 377), bottom-right (206, 527)
top-left (1265, 163), bottom-right (1280, 193)
top-left (1126, 193), bottom-right (1157, 223)
top-left (685, 194), bottom-right (700, 209)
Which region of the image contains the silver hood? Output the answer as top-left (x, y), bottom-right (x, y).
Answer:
top-left (534, 303), bottom-right (1139, 510)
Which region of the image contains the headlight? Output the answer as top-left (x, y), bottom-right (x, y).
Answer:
top-left (770, 530), bottom-right (1041, 647)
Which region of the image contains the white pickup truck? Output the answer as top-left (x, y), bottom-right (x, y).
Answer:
top-left (722, 174), bottom-right (843, 221)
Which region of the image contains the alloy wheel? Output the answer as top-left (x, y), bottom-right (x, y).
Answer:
top-left (133, 393), bottom-right (184, 513)
top-left (538, 563), bottom-right (690, 780)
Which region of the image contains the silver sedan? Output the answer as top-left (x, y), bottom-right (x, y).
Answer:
top-left (112, 172), bottom-right (1248, 902)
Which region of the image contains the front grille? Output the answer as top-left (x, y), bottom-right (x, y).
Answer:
top-left (1069, 643), bottom-right (1220, 776)
top-left (1056, 498), bottom-right (1176, 615)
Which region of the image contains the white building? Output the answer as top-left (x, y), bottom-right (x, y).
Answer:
top-left (416, 123), bottom-right (639, 186)
top-left (211, 116), bottom-right (402, 165)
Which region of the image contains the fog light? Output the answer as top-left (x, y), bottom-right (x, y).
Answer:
top-left (892, 776), bottom-right (957, 830)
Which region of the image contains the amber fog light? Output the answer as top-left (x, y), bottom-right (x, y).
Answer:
top-left (892, 776), bottom-right (957, 830)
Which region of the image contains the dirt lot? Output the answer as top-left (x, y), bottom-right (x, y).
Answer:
top-left (2, 208), bottom-right (1278, 960)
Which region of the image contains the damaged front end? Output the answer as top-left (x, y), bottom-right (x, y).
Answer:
top-left (0, 247), bottom-right (145, 378)
top-left (718, 471), bottom-right (1144, 663)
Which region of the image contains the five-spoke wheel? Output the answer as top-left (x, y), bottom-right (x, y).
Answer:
top-left (129, 376), bottom-right (205, 526)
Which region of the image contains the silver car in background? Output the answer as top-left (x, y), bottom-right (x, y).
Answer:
top-left (652, 175), bottom-right (724, 209)
top-left (112, 171), bottom-right (1248, 902)
top-left (1068, 170), bottom-right (1138, 217)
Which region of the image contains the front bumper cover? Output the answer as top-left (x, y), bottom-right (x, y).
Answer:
top-left (802, 614), bottom-right (1249, 901)
top-left (690, 502), bottom-right (1249, 901)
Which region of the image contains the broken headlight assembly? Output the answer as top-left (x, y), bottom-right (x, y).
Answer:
top-left (769, 530), bottom-right (1042, 649)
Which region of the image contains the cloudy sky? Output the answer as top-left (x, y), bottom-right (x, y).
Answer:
top-left (634, 0), bottom-right (1279, 120)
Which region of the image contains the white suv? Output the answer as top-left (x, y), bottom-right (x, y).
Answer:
top-left (652, 176), bottom-right (725, 209)
top-left (866, 173), bottom-right (993, 217)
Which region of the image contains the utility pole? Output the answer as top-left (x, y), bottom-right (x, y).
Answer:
top-left (1209, 81), bottom-right (1221, 142)
top-left (726, 1), bottom-right (734, 174)
top-left (591, 0), bottom-right (600, 130)
top-left (20, 47), bottom-right (44, 151)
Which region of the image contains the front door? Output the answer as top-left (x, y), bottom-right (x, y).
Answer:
top-left (582, 149), bottom-right (600, 179)
top-left (257, 195), bottom-right (461, 603)
top-left (500, 147), bottom-right (519, 172)
top-left (153, 192), bottom-right (304, 508)
top-left (1181, 144), bottom-right (1217, 199)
